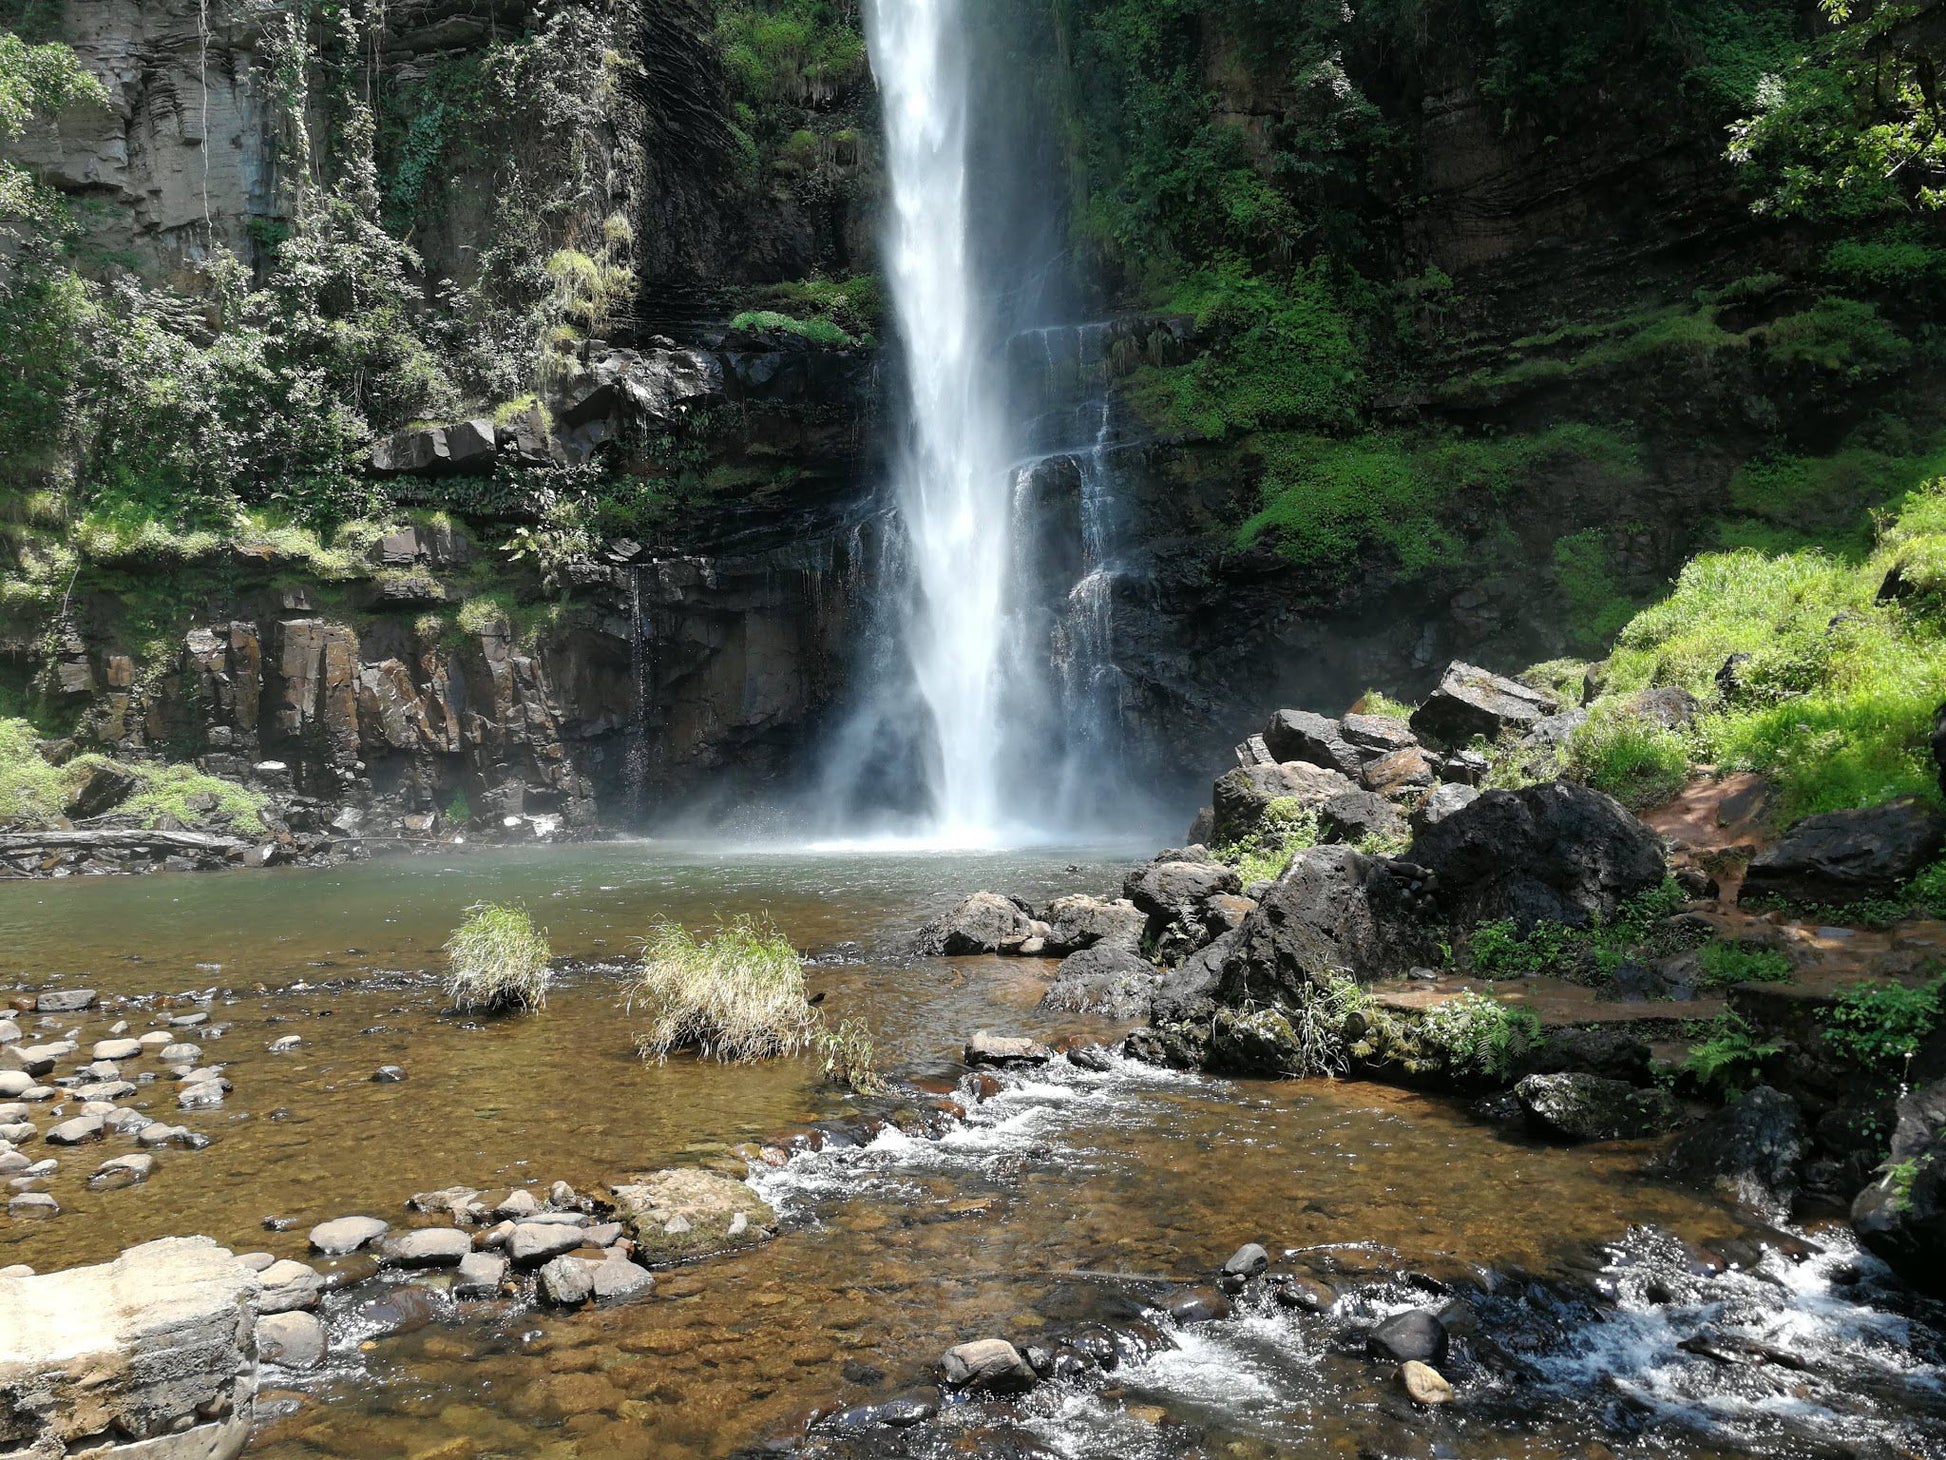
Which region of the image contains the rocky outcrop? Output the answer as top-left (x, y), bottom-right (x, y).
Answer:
top-left (1407, 781), bottom-right (1667, 930)
top-left (1658, 1086), bottom-right (1807, 1222)
top-left (1515, 1073), bottom-right (1681, 1143)
top-left (916, 893), bottom-right (1039, 956)
top-left (1851, 1077), bottom-right (1946, 1298)
top-left (1210, 761), bottom-right (1356, 845)
top-left (609, 1169), bottom-right (777, 1266)
top-left (0, 1236), bottom-right (258, 1460)
top-left (1742, 798), bottom-right (1946, 906)
top-left (1409, 662), bottom-right (1558, 748)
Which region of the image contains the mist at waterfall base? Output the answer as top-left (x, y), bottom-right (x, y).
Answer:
top-left (811, 0), bottom-right (1166, 850)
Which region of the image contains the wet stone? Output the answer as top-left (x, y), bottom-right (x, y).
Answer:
top-left (964, 1031), bottom-right (1052, 1067)
top-left (383, 1228), bottom-right (473, 1267)
top-left (258, 1259), bottom-right (325, 1314)
top-left (87, 1153), bottom-right (154, 1189)
top-left (371, 1065), bottom-right (408, 1082)
top-left (159, 1043), bottom-right (201, 1063)
top-left (589, 1258), bottom-right (654, 1303)
top-left (453, 1251), bottom-right (507, 1299)
top-left (45, 1115), bottom-right (105, 1146)
top-left (1167, 1287), bottom-right (1232, 1325)
top-left (941, 1339), bottom-right (1038, 1395)
top-left (7, 1192), bottom-right (57, 1219)
top-left (1368, 1309), bottom-right (1449, 1366)
top-left (309, 1215), bottom-right (391, 1255)
top-left (510, 1222), bottom-right (586, 1266)
top-left (1223, 1243), bottom-right (1269, 1278)
top-left (1399, 1359), bottom-right (1453, 1404)
top-left (91, 1038), bottom-right (141, 1061)
top-left (538, 1255), bottom-right (595, 1306)
top-left (259, 1310), bottom-right (327, 1371)
top-left (34, 989), bottom-right (96, 1014)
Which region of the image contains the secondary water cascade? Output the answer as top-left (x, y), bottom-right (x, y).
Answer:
top-left (825, 0), bottom-right (1138, 845)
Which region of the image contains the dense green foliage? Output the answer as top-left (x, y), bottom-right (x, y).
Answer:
top-left (0, 717), bottom-right (268, 832)
top-left (1822, 976), bottom-right (1943, 1073)
top-left (1461, 880), bottom-right (1693, 980)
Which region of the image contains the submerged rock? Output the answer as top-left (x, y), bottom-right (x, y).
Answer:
top-left (1516, 1073), bottom-right (1682, 1142)
top-left (1039, 945), bottom-right (1160, 1018)
top-left (609, 1168), bottom-right (777, 1265)
top-left (1658, 1085), bottom-right (1807, 1222)
top-left (941, 1338), bottom-right (1038, 1394)
top-left (916, 892), bottom-right (1038, 956)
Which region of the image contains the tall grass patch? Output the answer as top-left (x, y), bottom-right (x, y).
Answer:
top-left (444, 903), bottom-right (553, 1013)
top-left (631, 916), bottom-right (821, 1063)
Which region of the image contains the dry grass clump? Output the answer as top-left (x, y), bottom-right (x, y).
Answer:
top-left (630, 916), bottom-right (821, 1062)
top-left (444, 902), bottom-right (553, 1014)
top-left (629, 917), bottom-right (886, 1089)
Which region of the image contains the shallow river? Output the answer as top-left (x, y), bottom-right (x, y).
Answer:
top-left (2, 844), bottom-right (1942, 1460)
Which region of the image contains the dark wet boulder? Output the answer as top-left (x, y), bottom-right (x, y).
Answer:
top-left (1851, 1077), bottom-right (1946, 1298)
top-left (1040, 944), bottom-right (1160, 1018)
top-left (1167, 1286), bottom-right (1233, 1324)
top-left (1150, 930), bottom-right (1238, 1025)
top-left (1043, 894), bottom-right (1145, 954)
top-left (1320, 790), bottom-right (1405, 846)
top-left (1262, 710), bottom-right (1365, 779)
top-left (1409, 661), bottom-right (1558, 747)
top-left (1408, 781), bottom-right (1667, 931)
top-left (1516, 1073), bottom-right (1681, 1142)
top-left (1123, 859), bottom-right (1241, 921)
top-left (916, 892), bottom-right (1037, 956)
top-left (1219, 846), bottom-right (1438, 1008)
top-left (1742, 798), bottom-right (1946, 906)
top-left (1211, 761), bottom-right (1357, 845)
top-left (1368, 1309), bottom-right (1449, 1365)
top-left (941, 1338), bottom-right (1038, 1394)
top-left (65, 764), bottom-right (137, 820)
top-left (1516, 1025), bottom-right (1653, 1083)
top-left (1658, 1085), bottom-right (1807, 1222)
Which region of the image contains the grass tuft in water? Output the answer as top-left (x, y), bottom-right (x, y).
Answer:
top-left (444, 903), bottom-right (553, 1014)
top-left (814, 1016), bottom-right (885, 1094)
top-left (630, 916), bottom-right (820, 1063)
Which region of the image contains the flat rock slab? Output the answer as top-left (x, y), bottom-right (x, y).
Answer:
top-left (45, 1115), bottom-right (106, 1146)
top-left (508, 1223), bottom-right (587, 1266)
top-left (383, 1228), bottom-right (473, 1267)
top-left (0, 1236), bottom-right (257, 1459)
top-left (610, 1169), bottom-right (778, 1265)
top-left (32, 989), bottom-right (97, 1014)
top-left (308, 1216), bottom-right (390, 1255)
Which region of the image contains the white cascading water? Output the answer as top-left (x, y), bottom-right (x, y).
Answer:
top-left (863, 0), bottom-right (1014, 844)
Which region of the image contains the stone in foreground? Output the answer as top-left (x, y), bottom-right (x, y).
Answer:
top-left (1399, 1359), bottom-right (1453, 1404)
top-left (256, 1310), bottom-right (326, 1371)
top-left (0, 1236), bottom-right (257, 1460)
top-left (964, 1031), bottom-right (1052, 1067)
top-left (1516, 1073), bottom-right (1681, 1143)
top-left (610, 1168), bottom-right (778, 1265)
top-left (940, 1338), bottom-right (1037, 1394)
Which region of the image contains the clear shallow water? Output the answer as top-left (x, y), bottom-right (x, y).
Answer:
top-left (2, 845), bottom-right (1942, 1460)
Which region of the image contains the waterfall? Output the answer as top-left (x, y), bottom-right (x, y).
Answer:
top-left (861, 0), bottom-right (1014, 843)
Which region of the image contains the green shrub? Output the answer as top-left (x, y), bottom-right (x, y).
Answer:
top-left (1354, 690), bottom-right (1414, 721)
top-left (1822, 978), bottom-right (1943, 1075)
top-left (1563, 707), bottom-right (1692, 810)
top-left (1418, 992), bottom-right (1544, 1081)
top-left (444, 903), bottom-right (553, 1014)
top-left (630, 917), bottom-right (819, 1063)
top-left (1825, 239), bottom-right (1946, 291)
top-left (1216, 796), bottom-right (1318, 883)
top-left (1467, 918), bottom-right (1575, 979)
top-left (728, 309), bottom-right (855, 348)
top-left (813, 1017), bottom-right (884, 1095)
top-left (1697, 941), bottom-right (1793, 989)
top-left (0, 718), bottom-right (65, 827)
top-left (1683, 1012), bottom-right (1780, 1096)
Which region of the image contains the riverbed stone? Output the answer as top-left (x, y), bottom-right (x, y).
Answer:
top-left (1400, 1359), bottom-right (1453, 1404)
top-left (1852, 1076), bottom-right (1946, 1298)
top-left (0, 1122), bottom-right (31, 1145)
top-left (1168, 1287), bottom-right (1233, 1324)
top-left (159, 1043), bottom-right (201, 1063)
top-left (88, 1153), bottom-right (155, 1189)
top-left (964, 1030), bottom-right (1052, 1066)
top-left (2, 1047), bottom-right (58, 1078)
top-left (0, 1235), bottom-right (257, 1459)
top-left (537, 1255), bottom-right (595, 1306)
top-left (32, 988), bottom-right (96, 1014)
top-left (0, 1072), bottom-right (30, 1098)
top-left (590, 1258), bottom-right (654, 1303)
top-left (610, 1168), bottom-right (778, 1265)
top-left (453, 1251), bottom-right (507, 1299)
top-left (7, 1192), bottom-right (57, 1218)
top-left (383, 1228), bottom-right (473, 1267)
top-left (45, 1114), bottom-right (105, 1146)
top-left (137, 1030), bottom-right (174, 1050)
top-left (308, 1215), bottom-right (390, 1255)
top-left (916, 893), bottom-right (1037, 955)
top-left (0, 1020), bottom-right (17, 1046)
top-left (256, 1260), bottom-right (324, 1314)
top-left (508, 1223), bottom-right (586, 1266)
top-left (1368, 1309), bottom-right (1449, 1365)
top-left (1223, 1243), bottom-right (1269, 1278)
top-left (1516, 1073), bottom-right (1682, 1143)
top-left (91, 1038), bottom-right (142, 1061)
top-left (1408, 780), bottom-right (1667, 931)
top-left (257, 1310), bottom-right (326, 1371)
top-left (1042, 895), bottom-right (1147, 954)
top-left (940, 1338), bottom-right (1037, 1394)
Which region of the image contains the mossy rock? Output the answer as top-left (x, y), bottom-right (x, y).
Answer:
top-left (608, 1169), bottom-right (777, 1265)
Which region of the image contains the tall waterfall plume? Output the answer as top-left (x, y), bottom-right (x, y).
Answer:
top-left (860, 0), bottom-right (1014, 842)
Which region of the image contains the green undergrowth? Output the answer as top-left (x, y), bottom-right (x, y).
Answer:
top-left (1215, 796), bottom-right (1319, 883)
top-left (0, 719), bottom-right (267, 832)
top-left (1233, 423), bottom-right (1641, 581)
top-left (732, 275), bottom-right (881, 343)
top-left (1697, 941), bottom-right (1793, 989)
top-left (1821, 977), bottom-right (1943, 1075)
top-left (1461, 879), bottom-right (1692, 983)
top-left (1682, 1011), bottom-right (1780, 1096)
